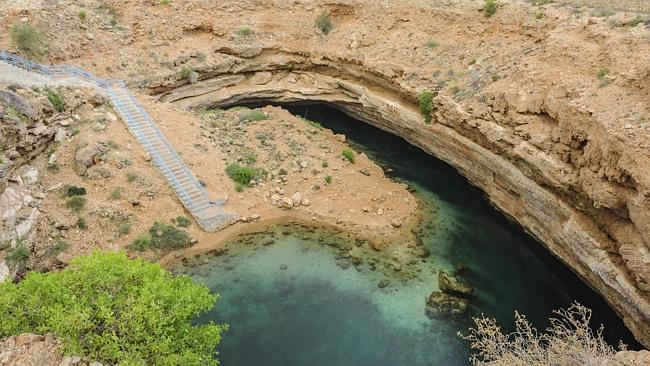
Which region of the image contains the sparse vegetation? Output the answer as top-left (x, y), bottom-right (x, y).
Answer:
top-left (65, 196), bottom-right (86, 212)
top-left (315, 12), bottom-right (333, 34)
top-left (225, 163), bottom-right (266, 187)
top-left (7, 243), bottom-right (30, 266)
top-left (237, 26), bottom-right (254, 36)
top-left (324, 175), bottom-right (332, 184)
top-left (341, 149), bottom-right (355, 164)
top-left (118, 222), bottom-right (131, 236)
top-left (78, 10), bottom-right (87, 21)
top-left (300, 117), bottom-right (323, 129)
top-left (106, 140), bottom-right (119, 149)
top-left (484, 0), bottom-right (498, 17)
top-left (76, 217), bottom-right (88, 230)
top-left (0, 252), bottom-right (225, 366)
top-left (149, 221), bottom-right (192, 250)
top-left (109, 187), bottom-right (125, 200)
top-left (459, 303), bottom-right (623, 366)
top-left (418, 90), bottom-right (435, 124)
top-left (596, 67), bottom-right (609, 80)
top-left (241, 110), bottom-right (268, 122)
top-left (160, 0), bottom-right (171, 5)
top-left (531, 0), bottom-right (554, 5)
top-left (243, 151), bottom-right (257, 164)
top-left (128, 234), bottom-right (152, 251)
top-left (47, 163), bottom-right (60, 173)
top-left (47, 90), bottom-right (65, 112)
top-left (535, 11), bottom-right (545, 19)
top-left (48, 239), bottom-right (70, 256)
top-left (126, 171), bottom-right (139, 182)
top-left (11, 23), bottom-right (47, 56)
top-left (424, 40), bottom-right (440, 49)
top-left (321, 161), bottom-right (329, 168)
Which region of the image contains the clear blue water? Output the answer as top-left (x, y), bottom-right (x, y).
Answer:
top-left (177, 104), bottom-right (640, 365)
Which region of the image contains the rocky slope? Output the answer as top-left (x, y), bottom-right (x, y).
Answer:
top-left (0, 0), bottom-right (649, 350)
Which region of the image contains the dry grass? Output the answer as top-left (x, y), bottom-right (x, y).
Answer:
top-left (560, 0), bottom-right (650, 12)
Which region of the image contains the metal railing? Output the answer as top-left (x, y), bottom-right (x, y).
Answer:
top-left (0, 50), bottom-right (236, 230)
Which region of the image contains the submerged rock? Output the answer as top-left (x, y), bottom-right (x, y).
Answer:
top-left (425, 291), bottom-right (469, 318)
top-left (438, 271), bottom-right (473, 298)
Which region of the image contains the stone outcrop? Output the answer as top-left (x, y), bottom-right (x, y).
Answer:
top-left (147, 46), bottom-right (650, 346)
top-left (0, 333), bottom-right (102, 366)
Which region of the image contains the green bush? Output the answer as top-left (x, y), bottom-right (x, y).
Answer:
top-left (149, 221), bottom-right (192, 250)
top-left (76, 217), bottom-right (88, 230)
top-left (129, 234), bottom-right (151, 251)
top-left (118, 223), bottom-right (131, 236)
top-left (7, 244), bottom-right (30, 265)
top-left (315, 12), bottom-right (333, 34)
top-left (47, 239), bottom-right (70, 256)
top-left (324, 175), bottom-right (332, 184)
top-left (240, 110), bottom-right (268, 122)
top-left (341, 149), bottom-right (355, 163)
top-left (11, 23), bottom-right (46, 56)
top-left (225, 164), bottom-right (266, 187)
top-left (78, 10), bottom-right (87, 21)
top-left (66, 186), bottom-right (87, 197)
top-left (596, 68), bottom-right (609, 80)
top-left (484, 0), bottom-right (497, 17)
top-left (321, 161), bottom-right (329, 168)
top-left (65, 196), bottom-right (86, 212)
top-left (237, 27), bottom-right (254, 36)
top-left (47, 91), bottom-right (65, 112)
top-left (174, 216), bottom-right (192, 228)
top-left (180, 66), bottom-right (193, 79)
top-left (0, 252), bottom-right (225, 365)
top-left (418, 90), bottom-right (435, 124)
top-left (109, 187), bottom-right (124, 200)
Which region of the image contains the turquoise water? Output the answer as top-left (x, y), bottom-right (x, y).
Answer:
top-left (179, 104), bottom-right (640, 365)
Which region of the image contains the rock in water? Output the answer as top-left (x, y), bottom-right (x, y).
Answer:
top-left (425, 291), bottom-right (469, 318)
top-left (438, 271), bottom-right (473, 298)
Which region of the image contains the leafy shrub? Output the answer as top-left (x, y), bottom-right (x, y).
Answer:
top-left (300, 117), bottom-right (323, 129)
top-left (129, 234), bottom-right (151, 251)
top-left (484, 0), bottom-right (497, 17)
top-left (321, 161), bottom-right (329, 168)
top-left (180, 66), bottom-right (193, 79)
top-left (419, 90), bottom-right (435, 124)
top-left (237, 27), bottom-right (254, 36)
top-left (78, 10), bottom-right (87, 21)
top-left (76, 217), bottom-right (88, 230)
top-left (324, 175), bottom-right (332, 184)
top-left (47, 91), bottom-right (65, 112)
top-left (174, 216), bottom-right (192, 228)
top-left (315, 12), bottom-right (333, 34)
top-left (149, 221), bottom-right (192, 250)
top-left (11, 23), bottom-right (47, 56)
top-left (66, 186), bottom-right (87, 197)
top-left (47, 239), bottom-right (70, 256)
top-left (225, 164), bottom-right (266, 187)
top-left (65, 196), bottom-right (86, 212)
top-left (243, 151), bottom-right (257, 164)
top-left (118, 223), bottom-right (131, 236)
top-left (596, 68), bottom-right (609, 80)
top-left (0, 252), bottom-right (225, 365)
top-left (341, 149), bottom-right (355, 163)
top-left (459, 303), bottom-right (622, 366)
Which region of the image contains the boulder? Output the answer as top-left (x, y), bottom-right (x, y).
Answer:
top-left (21, 167), bottom-right (39, 185)
top-left (425, 291), bottom-right (469, 319)
top-left (291, 192), bottom-right (303, 206)
top-left (75, 142), bottom-right (109, 176)
top-left (438, 271), bottom-right (473, 298)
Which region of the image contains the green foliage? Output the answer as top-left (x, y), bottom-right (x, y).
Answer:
top-left (240, 110), bottom-right (268, 122)
top-left (418, 90), bottom-right (435, 124)
top-left (126, 172), bottom-right (138, 182)
top-left (484, 0), bottom-right (497, 17)
top-left (160, 0), bottom-right (171, 4)
top-left (321, 161), bottom-right (329, 168)
top-left (47, 91), bottom-right (65, 112)
top-left (300, 117), bottom-right (323, 129)
top-left (66, 186), bottom-right (87, 197)
top-left (149, 221), bottom-right (192, 250)
top-left (11, 23), bottom-right (47, 56)
top-left (237, 27), bottom-right (254, 36)
top-left (531, 0), bottom-right (553, 5)
top-left (315, 12), bottom-right (333, 34)
top-left (174, 216), bottom-right (192, 228)
top-left (129, 234), bottom-right (151, 251)
top-left (65, 196), bottom-right (86, 212)
top-left (0, 252), bottom-right (225, 365)
top-left (7, 244), bottom-right (30, 265)
top-left (180, 66), bottom-right (193, 79)
top-left (324, 175), bottom-right (332, 184)
top-left (47, 239), bottom-right (70, 256)
top-left (234, 184), bottom-right (244, 193)
top-left (47, 163), bottom-right (60, 173)
top-left (596, 68), bottom-right (609, 80)
top-left (76, 217), bottom-right (88, 230)
top-left (341, 149), bottom-right (355, 163)
top-left (225, 164), bottom-right (266, 187)
top-left (243, 151), bottom-right (257, 164)
top-left (424, 40), bottom-right (439, 49)
top-left (535, 11), bottom-right (544, 19)
top-left (78, 10), bottom-right (87, 21)
top-left (118, 223), bottom-right (131, 236)
top-left (107, 140), bottom-right (119, 149)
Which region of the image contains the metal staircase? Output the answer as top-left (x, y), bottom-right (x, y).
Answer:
top-left (0, 50), bottom-right (239, 232)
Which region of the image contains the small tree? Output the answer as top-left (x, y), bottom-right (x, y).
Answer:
top-left (459, 303), bottom-right (623, 366)
top-left (0, 252), bottom-right (225, 365)
top-left (419, 90), bottom-right (435, 124)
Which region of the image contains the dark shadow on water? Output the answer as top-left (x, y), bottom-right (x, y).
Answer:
top-left (194, 102), bottom-right (642, 365)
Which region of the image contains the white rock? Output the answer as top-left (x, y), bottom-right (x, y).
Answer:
top-left (0, 187), bottom-right (24, 221)
top-left (301, 198), bottom-right (311, 206)
top-left (15, 208), bottom-right (39, 238)
top-left (0, 261), bottom-right (9, 283)
top-left (59, 118), bottom-right (73, 126)
top-left (22, 168), bottom-right (39, 185)
top-left (271, 194), bottom-right (281, 204)
top-left (282, 197), bottom-right (294, 208)
top-left (291, 192), bottom-right (303, 206)
top-left (54, 127), bottom-right (67, 142)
